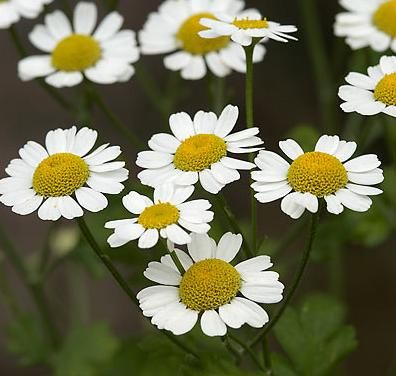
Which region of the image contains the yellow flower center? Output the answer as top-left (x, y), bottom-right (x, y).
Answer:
top-left (138, 203), bottom-right (180, 229)
top-left (33, 153), bottom-right (89, 197)
top-left (173, 134), bottom-right (227, 172)
top-left (51, 34), bottom-right (101, 71)
top-left (179, 259), bottom-right (241, 311)
top-left (176, 12), bottom-right (230, 55)
top-left (287, 152), bottom-right (348, 197)
top-left (373, 0), bottom-right (396, 37)
top-left (374, 72), bottom-right (396, 105)
top-left (233, 18), bottom-right (269, 30)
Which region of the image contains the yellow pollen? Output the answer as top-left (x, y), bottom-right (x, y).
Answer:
top-left (176, 12), bottom-right (230, 55)
top-left (233, 18), bottom-right (269, 30)
top-left (373, 0), bottom-right (396, 37)
top-left (51, 34), bottom-right (101, 71)
top-left (374, 72), bottom-right (396, 106)
top-left (138, 203), bottom-right (180, 229)
top-left (173, 134), bottom-right (227, 172)
top-left (287, 152), bottom-right (348, 197)
top-left (179, 259), bottom-right (241, 311)
top-left (33, 153), bottom-right (89, 197)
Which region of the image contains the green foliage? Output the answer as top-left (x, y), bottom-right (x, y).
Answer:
top-left (286, 124), bottom-right (320, 151)
top-left (273, 294), bottom-right (357, 376)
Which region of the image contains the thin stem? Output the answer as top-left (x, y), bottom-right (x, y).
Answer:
top-left (169, 250), bottom-right (185, 275)
top-left (262, 337), bottom-right (272, 375)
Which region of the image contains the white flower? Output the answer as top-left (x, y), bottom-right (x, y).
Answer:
top-left (138, 0), bottom-right (266, 80)
top-left (137, 232), bottom-right (284, 336)
top-left (199, 9), bottom-right (297, 47)
top-left (18, 1), bottom-right (139, 88)
top-left (0, 126), bottom-right (128, 221)
top-left (339, 55), bottom-right (396, 117)
top-left (105, 184), bottom-right (214, 249)
top-left (0, 0), bottom-right (52, 29)
top-left (136, 104), bottom-right (263, 194)
top-left (334, 0), bottom-right (396, 53)
top-left (251, 135), bottom-right (384, 219)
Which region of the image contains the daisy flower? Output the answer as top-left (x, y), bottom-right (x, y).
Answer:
top-left (0, 0), bottom-right (52, 29)
top-left (339, 55), bottom-right (396, 117)
top-left (0, 126), bottom-right (128, 221)
top-left (105, 184), bottom-right (213, 249)
top-left (334, 0), bottom-right (396, 52)
top-left (136, 105), bottom-right (263, 194)
top-left (137, 232), bottom-right (284, 336)
top-left (199, 10), bottom-right (297, 47)
top-left (18, 1), bottom-right (139, 88)
top-left (251, 135), bottom-right (384, 219)
top-left (138, 0), bottom-right (266, 80)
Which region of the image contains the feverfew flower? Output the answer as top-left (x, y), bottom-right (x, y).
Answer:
top-left (339, 55), bottom-right (396, 117)
top-left (0, 127), bottom-right (128, 221)
top-left (139, 0), bottom-right (266, 80)
top-left (334, 0), bottom-right (396, 52)
top-left (137, 105), bottom-right (263, 194)
top-left (199, 10), bottom-right (297, 47)
top-left (18, 2), bottom-right (139, 88)
top-left (0, 0), bottom-right (52, 29)
top-left (137, 233), bottom-right (284, 336)
top-left (251, 135), bottom-right (384, 219)
top-left (105, 184), bottom-right (213, 249)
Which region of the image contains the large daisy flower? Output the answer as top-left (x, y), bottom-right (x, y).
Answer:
top-left (136, 105), bottom-right (263, 194)
top-left (105, 184), bottom-right (213, 249)
top-left (0, 0), bottom-right (52, 29)
top-left (137, 233), bottom-right (284, 336)
top-left (334, 0), bottom-right (396, 52)
top-left (199, 10), bottom-right (297, 47)
top-left (18, 2), bottom-right (139, 88)
top-left (0, 127), bottom-right (128, 221)
top-left (251, 135), bottom-right (384, 219)
top-left (138, 0), bottom-right (266, 80)
top-left (338, 55), bottom-right (396, 117)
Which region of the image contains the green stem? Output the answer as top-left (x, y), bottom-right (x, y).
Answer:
top-left (262, 337), bottom-right (273, 375)
top-left (169, 250), bottom-right (185, 275)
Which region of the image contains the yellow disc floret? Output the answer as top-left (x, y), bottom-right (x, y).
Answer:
top-left (33, 153), bottom-right (89, 197)
top-left (138, 203), bottom-right (180, 229)
top-left (374, 72), bottom-right (396, 106)
top-left (173, 134), bottom-right (227, 172)
top-left (176, 12), bottom-right (229, 54)
top-left (287, 152), bottom-right (348, 197)
top-left (179, 259), bottom-right (241, 311)
top-left (373, 0), bottom-right (396, 37)
top-left (233, 18), bottom-right (269, 30)
top-left (52, 34), bottom-right (101, 71)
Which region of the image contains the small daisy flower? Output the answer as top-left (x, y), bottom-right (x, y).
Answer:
top-left (199, 10), bottom-right (297, 47)
top-left (136, 105), bottom-right (263, 194)
top-left (334, 0), bottom-right (396, 53)
top-left (0, 127), bottom-right (128, 221)
top-left (137, 232), bottom-right (284, 336)
top-left (138, 0), bottom-right (266, 80)
top-left (0, 0), bottom-right (52, 29)
top-left (251, 135), bottom-right (384, 219)
top-left (18, 2), bottom-right (139, 88)
top-left (105, 184), bottom-right (214, 249)
top-left (339, 55), bottom-right (396, 117)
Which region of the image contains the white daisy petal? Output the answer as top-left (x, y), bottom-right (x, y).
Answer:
top-left (138, 229), bottom-right (160, 249)
top-left (201, 310), bottom-right (227, 337)
top-left (335, 188), bottom-right (372, 212)
top-left (187, 233), bottom-right (216, 261)
top-left (344, 154), bottom-right (381, 172)
top-left (215, 233), bottom-right (242, 262)
top-left (324, 194), bottom-right (344, 215)
top-left (73, 2), bottom-right (97, 35)
top-left (279, 139), bottom-right (304, 160)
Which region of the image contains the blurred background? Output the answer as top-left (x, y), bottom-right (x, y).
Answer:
top-left (0, 0), bottom-right (395, 375)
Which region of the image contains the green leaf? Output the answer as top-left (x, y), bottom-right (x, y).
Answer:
top-left (286, 124), bottom-right (320, 151)
top-left (52, 322), bottom-right (119, 376)
top-left (274, 294), bottom-right (357, 376)
top-left (272, 353), bottom-right (297, 376)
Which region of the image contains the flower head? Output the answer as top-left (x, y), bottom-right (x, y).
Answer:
top-left (137, 233), bottom-right (284, 336)
top-left (0, 0), bottom-right (52, 29)
top-left (334, 0), bottom-right (396, 53)
top-left (251, 135), bottom-right (384, 219)
top-left (18, 2), bottom-right (139, 87)
top-left (199, 9), bottom-right (297, 47)
top-left (138, 0), bottom-right (266, 80)
top-left (105, 184), bottom-right (213, 249)
top-left (339, 55), bottom-right (396, 117)
top-left (136, 105), bottom-right (263, 194)
top-left (0, 127), bottom-right (128, 221)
